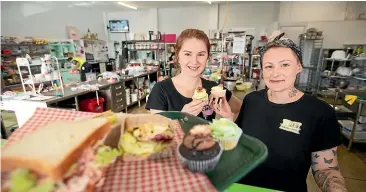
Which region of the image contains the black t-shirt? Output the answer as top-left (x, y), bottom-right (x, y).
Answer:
top-left (236, 89), bottom-right (340, 192)
top-left (146, 78), bottom-right (232, 121)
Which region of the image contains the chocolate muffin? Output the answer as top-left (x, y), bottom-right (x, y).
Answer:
top-left (177, 125), bottom-right (223, 172)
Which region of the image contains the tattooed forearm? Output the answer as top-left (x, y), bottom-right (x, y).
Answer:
top-left (313, 169), bottom-right (347, 192)
top-left (311, 147), bottom-right (347, 191)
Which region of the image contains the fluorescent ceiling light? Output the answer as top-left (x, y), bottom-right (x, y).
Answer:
top-left (117, 2), bottom-right (137, 10)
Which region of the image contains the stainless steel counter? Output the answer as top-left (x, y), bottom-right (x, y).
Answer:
top-left (24, 70), bottom-right (159, 106)
top-left (333, 89), bottom-right (366, 150)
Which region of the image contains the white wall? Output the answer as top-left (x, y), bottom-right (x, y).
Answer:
top-left (107, 9), bottom-right (158, 41)
top-left (279, 1), bottom-right (366, 48)
top-left (307, 20), bottom-right (366, 48)
top-left (1, 2), bottom-right (107, 40)
top-left (156, 2), bottom-right (280, 39)
top-left (158, 5), bottom-right (218, 35)
top-left (218, 2), bottom-right (280, 41)
top-left (279, 1), bottom-right (348, 23)
top-left (1, 1), bottom-right (365, 49)
top-left (1, 1), bottom-right (279, 41)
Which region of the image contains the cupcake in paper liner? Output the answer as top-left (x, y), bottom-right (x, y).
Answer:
top-left (192, 87), bottom-right (208, 101)
top-left (192, 87), bottom-right (213, 119)
top-left (210, 84), bottom-right (226, 98)
top-left (177, 125), bottom-right (223, 173)
top-left (209, 118), bottom-right (243, 150)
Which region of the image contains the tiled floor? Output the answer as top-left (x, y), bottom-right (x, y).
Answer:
top-left (2, 96), bottom-right (366, 191)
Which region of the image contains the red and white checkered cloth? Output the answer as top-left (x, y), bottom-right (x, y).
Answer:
top-left (4, 108), bottom-right (217, 192)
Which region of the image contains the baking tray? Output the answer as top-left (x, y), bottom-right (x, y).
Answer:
top-left (158, 111), bottom-right (268, 191)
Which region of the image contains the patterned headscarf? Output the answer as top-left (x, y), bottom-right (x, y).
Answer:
top-left (259, 30), bottom-right (302, 66)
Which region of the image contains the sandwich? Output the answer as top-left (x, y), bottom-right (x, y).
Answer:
top-left (118, 114), bottom-right (176, 161)
top-left (1, 118), bottom-right (121, 192)
top-left (192, 87), bottom-right (208, 101)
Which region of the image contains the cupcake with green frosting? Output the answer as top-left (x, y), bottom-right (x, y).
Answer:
top-left (209, 118), bottom-right (242, 150)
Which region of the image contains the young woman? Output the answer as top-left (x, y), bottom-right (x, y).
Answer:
top-left (167, 45), bottom-right (176, 77)
top-left (211, 31), bottom-right (347, 192)
top-left (146, 29), bottom-right (242, 121)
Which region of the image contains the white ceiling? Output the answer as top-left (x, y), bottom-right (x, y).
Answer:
top-left (3, 1), bottom-right (227, 11)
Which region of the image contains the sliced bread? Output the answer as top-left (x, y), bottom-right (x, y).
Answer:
top-left (1, 118), bottom-right (110, 180)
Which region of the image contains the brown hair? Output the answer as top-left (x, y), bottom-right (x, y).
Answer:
top-left (173, 29), bottom-right (211, 73)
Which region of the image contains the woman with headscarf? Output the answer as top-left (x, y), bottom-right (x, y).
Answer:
top-left (210, 31), bottom-right (347, 192)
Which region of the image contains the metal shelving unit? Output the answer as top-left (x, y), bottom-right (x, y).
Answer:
top-left (1, 42), bottom-right (51, 87)
top-left (123, 39), bottom-right (165, 62)
top-left (296, 33), bottom-right (324, 95)
top-left (122, 39), bottom-right (166, 75)
top-left (333, 89), bottom-right (366, 150)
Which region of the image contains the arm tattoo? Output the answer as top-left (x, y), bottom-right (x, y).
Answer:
top-left (332, 150), bottom-right (337, 156)
top-left (324, 157), bottom-right (334, 164)
top-left (313, 169), bottom-right (347, 192)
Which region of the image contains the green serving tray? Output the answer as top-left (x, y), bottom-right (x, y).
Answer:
top-left (158, 111), bottom-right (268, 191)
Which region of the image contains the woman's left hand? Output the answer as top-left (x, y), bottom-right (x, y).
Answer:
top-left (209, 95), bottom-right (233, 120)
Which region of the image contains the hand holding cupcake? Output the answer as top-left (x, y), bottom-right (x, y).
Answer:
top-left (181, 87), bottom-right (209, 116)
top-left (192, 87), bottom-right (215, 119)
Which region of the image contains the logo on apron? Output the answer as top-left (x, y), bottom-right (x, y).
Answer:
top-left (202, 105), bottom-right (214, 119)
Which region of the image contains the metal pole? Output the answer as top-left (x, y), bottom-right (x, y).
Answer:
top-left (348, 100), bottom-right (363, 150)
top-left (333, 89), bottom-right (339, 110)
top-left (316, 58), bottom-right (325, 94)
top-left (53, 56), bottom-right (65, 96)
top-left (74, 96), bottom-right (79, 111)
top-left (330, 59), bottom-right (335, 72)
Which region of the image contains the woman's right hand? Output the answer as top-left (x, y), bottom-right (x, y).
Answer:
top-left (181, 100), bottom-right (208, 116)
top-left (209, 95), bottom-right (234, 120)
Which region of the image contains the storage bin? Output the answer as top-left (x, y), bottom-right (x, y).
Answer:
top-left (161, 34), bottom-right (177, 43)
top-left (79, 97), bottom-right (105, 113)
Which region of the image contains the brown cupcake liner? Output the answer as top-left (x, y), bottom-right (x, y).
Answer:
top-left (177, 143), bottom-right (223, 173)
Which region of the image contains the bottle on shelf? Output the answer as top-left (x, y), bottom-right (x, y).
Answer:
top-left (86, 29), bottom-right (91, 39)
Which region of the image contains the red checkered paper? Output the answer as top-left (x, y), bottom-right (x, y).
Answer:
top-left (4, 108), bottom-right (93, 147)
top-left (3, 108), bottom-right (218, 192)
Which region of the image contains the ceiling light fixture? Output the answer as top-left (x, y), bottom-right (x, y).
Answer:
top-left (117, 2), bottom-right (137, 10)
top-left (207, 1), bottom-right (212, 4)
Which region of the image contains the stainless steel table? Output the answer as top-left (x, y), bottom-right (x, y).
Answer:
top-left (333, 89), bottom-right (366, 150)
